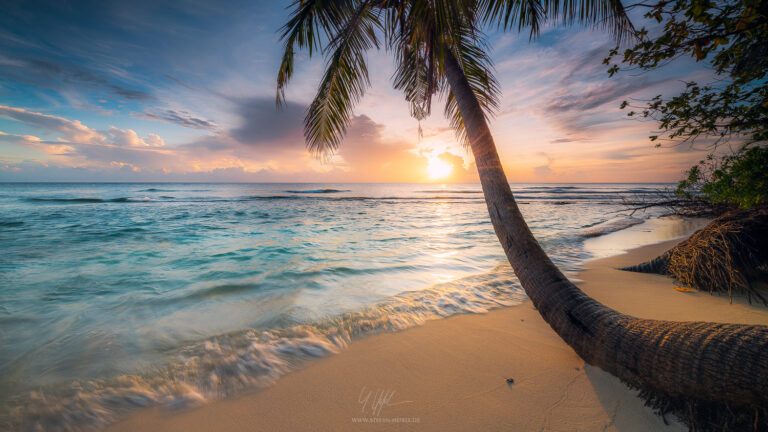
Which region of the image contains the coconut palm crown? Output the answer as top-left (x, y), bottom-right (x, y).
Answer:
top-left (276, 0), bottom-right (631, 152)
top-left (276, 1), bottom-right (768, 430)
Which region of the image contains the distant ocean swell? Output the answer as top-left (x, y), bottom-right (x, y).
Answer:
top-left (2, 265), bottom-right (523, 431)
top-left (285, 189), bottom-right (350, 194)
top-left (20, 194), bottom-right (656, 204)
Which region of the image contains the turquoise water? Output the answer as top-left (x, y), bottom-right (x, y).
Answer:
top-left (0, 183), bottom-right (675, 430)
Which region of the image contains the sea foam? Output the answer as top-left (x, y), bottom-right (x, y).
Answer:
top-left (2, 265), bottom-right (524, 432)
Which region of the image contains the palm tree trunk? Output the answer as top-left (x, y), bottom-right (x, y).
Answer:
top-left (442, 49), bottom-right (768, 423)
top-left (619, 251), bottom-right (671, 274)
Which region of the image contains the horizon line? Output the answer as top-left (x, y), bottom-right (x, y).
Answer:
top-left (0, 181), bottom-right (678, 185)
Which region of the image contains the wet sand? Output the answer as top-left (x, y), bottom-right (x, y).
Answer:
top-left (108, 237), bottom-right (768, 432)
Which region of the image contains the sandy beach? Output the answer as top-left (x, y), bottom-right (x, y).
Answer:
top-left (107, 235), bottom-right (768, 432)
top-left (6, 0), bottom-right (767, 428)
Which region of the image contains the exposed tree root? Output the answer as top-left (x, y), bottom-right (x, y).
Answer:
top-left (621, 209), bottom-right (768, 305)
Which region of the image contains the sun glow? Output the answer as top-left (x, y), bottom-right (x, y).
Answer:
top-left (426, 156), bottom-right (453, 180)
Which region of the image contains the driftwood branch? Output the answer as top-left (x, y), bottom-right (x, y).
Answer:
top-left (616, 190), bottom-right (731, 217)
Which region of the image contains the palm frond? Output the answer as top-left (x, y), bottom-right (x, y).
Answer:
top-left (442, 21), bottom-right (500, 147)
top-left (276, 0), bottom-right (357, 105)
top-left (392, 44), bottom-right (432, 121)
top-left (279, 0), bottom-right (630, 158)
top-left (389, 0), bottom-right (498, 146)
top-left (387, 1), bottom-right (442, 140)
top-left (304, 0), bottom-right (382, 155)
top-left (482, 0), bottom-right (545, 38)
top-left (481, 0), bottom-right (634, 42)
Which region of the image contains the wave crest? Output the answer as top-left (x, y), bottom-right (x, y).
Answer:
top-left (2, 265), bottom-right (524, 431)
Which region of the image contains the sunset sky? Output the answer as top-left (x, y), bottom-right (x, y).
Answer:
top-left (0, 0), bottom-right (711, 183)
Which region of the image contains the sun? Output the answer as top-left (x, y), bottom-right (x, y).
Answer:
top-left (426, 156), bottom-right (453, 180)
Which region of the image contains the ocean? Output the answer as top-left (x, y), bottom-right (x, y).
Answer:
top-left (0, 183), bottom-right (701, 430)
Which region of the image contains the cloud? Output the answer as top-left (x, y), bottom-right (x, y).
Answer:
top-left (0, 57), bottom-right (152, 101)
top-left (0, 102), bottom-right (442, 181)
top-left (178, 113), bottom-right (436, 182)
top-left (105, 126), bottom-right (164, 147)
top-left (173, 97), bottom-right (309, 170)
top-left (0, 105), bottom-right (164, 148)
top-left (436, 151), bottom-right (473, 179)
top-left (491, 31), bottom-right (691, 144)
top-left (600, 146), bottom-right (652, 161)
top-left (421, 126), bottom-right (454, 138)
top-left (537, 67), bottom-right (677, 136)
top-left (230, 97), bottom-right (305, 146)
top-left (549, 137), bottom-right (586, 144)
top-left (333, 115), bottom-right (476, 182)
top-left (0, 105), bottom-right (103, 143)
top-left (533, 164), bottom-right (553, 177)
top-left (532, 152), bottom-right (555, 179)
top-left (331, 115), bottom-right (421, 177)
top-left (559, 45), bottom-right (614, 85)
top-left (544, 79), bottom-right (664, 115)
top-left (0, 105), bottom-right (177, 170)
top-left (0, 130), bottom-right (76, 156)
top-left (134, 109), bottom-right (218, 130)
top-left (0, 131), bottom-right (41, 144)
top-left (0, 110), bottom-right (436, 182)
top-left (163, 74), bottom-right (197, 90)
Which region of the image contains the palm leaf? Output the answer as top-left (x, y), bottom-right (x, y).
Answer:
top-left (392, 44), bottom-right (433, 121)
top-left (481, 0), bottom-right (634, 41)
top-left (278, 0), bottom-right (631, 155)
top-left (277, 0), bottom-right (357, 105)
top-left (390, 0), bottom-right (499, 145)
top-left (304, 0), bottom-right (382, 155)
top-left (442, 23), bottom-right (500, 147)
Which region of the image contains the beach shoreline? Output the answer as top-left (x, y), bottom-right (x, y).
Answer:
top-left (106, 220), bottom-right (768, 432)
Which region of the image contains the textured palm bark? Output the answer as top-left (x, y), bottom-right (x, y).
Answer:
top-left (442, 50), bottom-right (768, 412)
top-left (620, 251), bottom-right (671, 274)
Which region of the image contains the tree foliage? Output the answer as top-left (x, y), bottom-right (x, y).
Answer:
top-left (606, 0), bottom-right (768, 147)
top-left (606, 0), bottom-right (767, 210)
top-left (676, 146), bottom-right (768, 209)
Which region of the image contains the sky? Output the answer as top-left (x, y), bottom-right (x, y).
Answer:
top-left (0, 0), bottom-right (712, 183)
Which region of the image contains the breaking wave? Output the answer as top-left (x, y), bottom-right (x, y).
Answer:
top-left (2, 265), bottom-right (523, 432)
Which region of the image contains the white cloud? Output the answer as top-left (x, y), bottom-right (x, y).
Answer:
top-left (105, 126), bottom-right (164, 147)
top-left (0, 105), bottom-right (103, 144)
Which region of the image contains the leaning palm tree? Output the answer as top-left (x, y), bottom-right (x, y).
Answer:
top-left (276, 1), bottom-right (768, 429)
